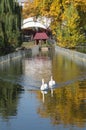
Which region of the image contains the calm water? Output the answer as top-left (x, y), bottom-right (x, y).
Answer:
top-left (0, 48), bottom-right (86, 130)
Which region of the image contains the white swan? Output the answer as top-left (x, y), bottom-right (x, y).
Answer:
top-left (40, 79), bottom-right (48, 91)
top-left (49, 76), bottom-right (55, 88)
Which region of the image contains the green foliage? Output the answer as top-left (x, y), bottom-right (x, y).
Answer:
top-left (0, 0), bottom-right (22, 53)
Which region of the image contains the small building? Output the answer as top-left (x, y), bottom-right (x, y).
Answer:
top-left (34, 32), bottom-right (49, 45)
top-left (21, 17), bottom-right (52, 42)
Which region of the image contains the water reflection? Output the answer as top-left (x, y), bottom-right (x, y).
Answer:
top-left (41, 90), bottom-right (48, 103)
top-left (0, 80), bottom-right (24, 119)
top-left (50, 88), bottom-right (54, 97)
top-left (0, 48), bottom-right (86, 130)
top-left (38, 80), bottom-right (86, 128)
top-left (52, 52), bottom-right (86, 83)
top-left (21, 51), bottom-right (52, 90)
top-left (0, 58), bottom-right (23, 84)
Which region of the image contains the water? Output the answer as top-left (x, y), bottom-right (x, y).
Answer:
top-left (0, 48), bottom-right (86, 130)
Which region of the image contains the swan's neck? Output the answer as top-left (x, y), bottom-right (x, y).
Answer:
top-left (51, 76), bottom-right (53, 81)
top-left (42, 79), bottom-right (44, 85)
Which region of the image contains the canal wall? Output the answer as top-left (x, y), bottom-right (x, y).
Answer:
top-left (0, 45), bottom-right (40, 64)
top-left (55, 46), bottom-right (86, 66)
top-left (32, 45), bottom-right (40, 56)
top-left (0, 49), bottom-right (31, 64)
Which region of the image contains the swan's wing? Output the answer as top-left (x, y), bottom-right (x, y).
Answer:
top-left (49, 81), bottom-right (52, 86)
top-left (40, 85), bottom-right (44, 90)
top-left (44, 83), bottom-right (48, 90)
top-left (53, 81), bottom-right (55, 85)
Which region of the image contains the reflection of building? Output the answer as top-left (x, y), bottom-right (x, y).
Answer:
top-left (22, 56), bottom-right (52, 82)
top-left (21, 55), bottom-right (52, 90)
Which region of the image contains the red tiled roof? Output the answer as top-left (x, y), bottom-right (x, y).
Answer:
top-left (34, 32), bottom-right (49, 40)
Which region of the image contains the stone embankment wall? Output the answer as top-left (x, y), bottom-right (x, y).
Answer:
top-left (55, 46), bottom-right (86, 66)
top-left (0, 45), bottom-right (40, 64)
top-left (32, 45), bottom-right (39, 56)
top-left (0, 49), bottom-right (31, 64)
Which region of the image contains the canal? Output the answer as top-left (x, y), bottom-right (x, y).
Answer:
top-left (0, 47), bottom-right (86, 130)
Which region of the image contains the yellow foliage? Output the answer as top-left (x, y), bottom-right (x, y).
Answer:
top-left (22, 0), bottom-right (86, 48)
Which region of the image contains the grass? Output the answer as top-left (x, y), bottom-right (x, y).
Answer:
top-left (21, 40), bottom-right (53, 49)
top-left (21, 41), bottom-right (35, 49)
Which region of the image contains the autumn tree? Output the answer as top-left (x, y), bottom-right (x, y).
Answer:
top-left (22, 0), bottom-right (42, 18)
top-left (57, 2), bottom-right (85, 48)
top-left (23, 0), bottom-right (86, 48)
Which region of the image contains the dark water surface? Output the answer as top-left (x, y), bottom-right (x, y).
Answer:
top-left (0, 48), bottom-right (86, 130)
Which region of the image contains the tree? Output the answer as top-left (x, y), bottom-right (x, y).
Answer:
top-left (0, 0), bottom-right (22, 54)
top-left (22, 0), bottom-right (42, 18)
top-left (57, 3), bottom-right (85, 48)
top-left (23, 0), bottom-right (86, 48)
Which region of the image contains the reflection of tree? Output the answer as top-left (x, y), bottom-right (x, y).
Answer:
top-left (0, 58), bottom-right (23, 78)
top-left (52, 53), bottom-right (86, 83)
top-left (0, 80), bottom-right (24, 119)
top-left (37, 80), bottom-right (86, 128)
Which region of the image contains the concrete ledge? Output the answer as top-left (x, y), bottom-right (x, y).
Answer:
top-left (55, 46), bottom-right (86, 66)
top-left (0, 49), bottom-right (31, 64)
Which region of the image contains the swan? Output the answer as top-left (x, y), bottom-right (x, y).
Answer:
top-left (49, 76), bottom-right (55, 88)
top-left (40, 79), bottom-right (48, 91)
